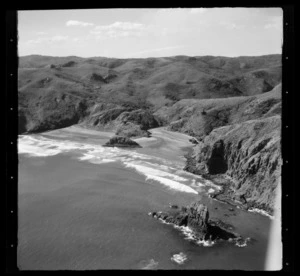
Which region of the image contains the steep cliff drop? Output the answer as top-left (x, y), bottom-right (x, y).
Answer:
top-left (184, 115), bottom-right (281, 215)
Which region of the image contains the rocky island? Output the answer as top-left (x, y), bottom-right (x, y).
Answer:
top-left (151, 201), bottom-right (248, 246)
top-left (103, 136), bottom-right (142, 148)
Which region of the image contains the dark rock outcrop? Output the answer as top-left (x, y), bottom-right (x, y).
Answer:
top-left (115, 122), bottom-right (151, 138)
top-left (50, 64), bottom-right (61, 69)
top-left (103, 136), bottom-right (142, 148)
top-left (115, 109), bottom-right (160, 131)
top-left (18, 94), bottom-right (89, 133)
top-left (152, 201), bottom-right (241, 242)
top-left (86, 107), bottom-right (128, 129)
top-left (189, 138), bottom-right (199, 145)
top-left (83, 106), bottom-right (160, 138)
top-left (61, 61), bottom-right (77, 67)
top-left (90, 73), bottom-right (107, 83)
top-left (103, 73), bottom-right (117, 82)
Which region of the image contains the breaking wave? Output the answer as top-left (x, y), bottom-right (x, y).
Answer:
top-left (248, 208), bottom-right (275, 220)
top-left (159, 219), bottom-right (216, 247)
top-left (18, 135), bottom-right (214, 195)
top-left (124, 162), bottom-right (198, 194)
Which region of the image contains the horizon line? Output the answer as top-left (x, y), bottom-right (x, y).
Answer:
top-left (18, 53), bottom-right (282, 60)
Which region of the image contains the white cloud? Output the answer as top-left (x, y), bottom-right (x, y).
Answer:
top-left (264, 16), bottom-right (282, 30)
top-left (66, 20), bottom-right (94, 27)
top-left (26, 35), bottom-right (68, 45)
top-left (93, 21), bottom-right (145, 31)
top-left (90, 21), bottom-right (197, 39)
top-left (90, 21), bottom-right (147, 38)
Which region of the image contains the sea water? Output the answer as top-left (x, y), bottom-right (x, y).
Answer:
top-left (17, 129), bottom-right (273, 270)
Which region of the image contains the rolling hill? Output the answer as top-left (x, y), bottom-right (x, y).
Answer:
top-left (18, 54), bottom-right (281, 133)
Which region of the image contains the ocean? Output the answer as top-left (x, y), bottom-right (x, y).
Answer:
top-left (17, 126), bottom-right (276, 270)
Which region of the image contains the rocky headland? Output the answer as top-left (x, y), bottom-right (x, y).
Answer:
top-left (181, 88), bottom-right (281, 215)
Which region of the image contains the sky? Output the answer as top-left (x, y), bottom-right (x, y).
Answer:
top-left (18, 8), bottom-right (283, 58)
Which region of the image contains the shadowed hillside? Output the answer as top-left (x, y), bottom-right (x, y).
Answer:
top-left (155, 84), bottom-right (281, 138)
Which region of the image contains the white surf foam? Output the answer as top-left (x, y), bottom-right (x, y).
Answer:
top-left (178, 170), bottom-right (221, 190)
top-left (173, 225), bottom-right (216, 247)
top-left (148, 175), bottom-right (198, 194)
top-left (235, 237), bottom-right (251, 247)
top-left (201, 179), bottom-right (222, 191)
top-left (18, 135), bottom-right (77, 157)
top-left (78, 153), bottom-right (116, 164)
top-left (174, 225), bottom-right (195, 241)
top-left (197, 239), bottom-right (215, 247)
top-left (190, 179), bottom-right (205, 188)
top-left (141, 259), bottom-right (159, 270)
top-left (124, 163), bottom-right (188, 182)
top-left (248, 208), bottom-right (274, 220)
top-left (124, 163), bottom-right (198, 194)
top-left (171, 252), bottom-right (187, 265)
top-left (208, 188), bottom-right (215, 194)
top-left (19, 135), bottom-right (203, 195)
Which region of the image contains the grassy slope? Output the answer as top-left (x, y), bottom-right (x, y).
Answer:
top-left (154, 84), bottom-right (281, 138)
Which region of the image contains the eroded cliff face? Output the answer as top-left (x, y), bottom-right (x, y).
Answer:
top-left (184, 115), bottom-right (281, 214)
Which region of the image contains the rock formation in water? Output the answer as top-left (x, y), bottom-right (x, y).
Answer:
top-left (103, 136), bottom-right (142, 148)
top-left (151, 201), bottom-right (242, 242)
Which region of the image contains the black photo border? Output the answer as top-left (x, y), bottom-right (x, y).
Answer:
top-left (5, 3), bottom-right (295, 273)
